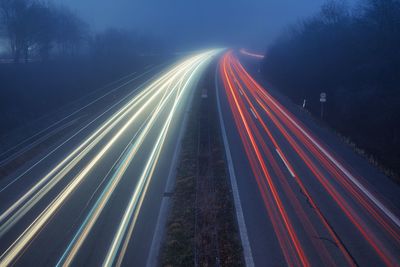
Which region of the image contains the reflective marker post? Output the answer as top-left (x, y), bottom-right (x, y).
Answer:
top-left (320, 92), bottom-right (326, 119)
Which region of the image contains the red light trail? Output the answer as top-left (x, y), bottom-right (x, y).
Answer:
top-left (219, 51), bottom-right (400, 266)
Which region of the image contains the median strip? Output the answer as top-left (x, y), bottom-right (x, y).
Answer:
top-left (161, 62), bottom-right (244, 266)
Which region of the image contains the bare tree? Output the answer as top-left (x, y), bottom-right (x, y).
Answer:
top-left (320, 0), bottom-right (349, 25)
top-left (0, 0), bottom-right (32, 62)
top-left (29, 2), bottom-right (56, 61)
top-left (53, 6), bottom-right (87, 56)
top-left (361, 0), bottom-right (400, 33)
top-left (263, 0), bottom-right (400, 176)
top-left (0, 1), bottom-right (87, 62)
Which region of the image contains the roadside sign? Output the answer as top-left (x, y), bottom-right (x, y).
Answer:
top-left (320, 92), bottom-right (327, 102)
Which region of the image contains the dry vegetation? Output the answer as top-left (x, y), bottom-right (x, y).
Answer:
top-left (161, 64), bottom-right (244, 266)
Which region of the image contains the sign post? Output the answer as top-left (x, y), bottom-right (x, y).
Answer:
top-left (320, 92), bottom-right (327, 119)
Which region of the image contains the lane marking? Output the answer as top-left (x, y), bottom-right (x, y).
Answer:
top-left (250, 108), bottom-right (258, 120)
top-left (215, 65), bottom-right (255, 267)
top-left (0, 56), bottom-right (203, 266)
top-left (257, 89), bottom-right (400, 229)
top-left (0, 69), bottom-right (175, 231)
top-left (104, 52), bottom-right (218, 266)
top-left (0, 116), bottom-right (82, 167)
top-left (275, 149), bottom-right (296, 178)
top-left (222, 54), bottom-right (309, 266)
top-left (56, 74), bottom-right (179, 267)
top-left (145, 59), bottom-right (202, 267)
top-left (0, 70), bottom-right (141, 161)
top-left (0, 66), bottom-right (161, 194)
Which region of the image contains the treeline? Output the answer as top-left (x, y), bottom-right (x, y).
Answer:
top-left (0, 0), bottom-right (165, 140)
top-left (0, 0), bottom-right (86, 62)
top-left (91, 29), bottom-right (164, 68)
top-left (0, 0), bottom-right (163, 63)
top-left (262, 0), bottom-right (400, 177)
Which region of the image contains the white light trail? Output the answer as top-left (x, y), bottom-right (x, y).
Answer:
top-left (0, 62), bottom-right (179, 236)
top-left (103, 50), bottom-right (217, 267)
top-left (56, 55), bottom-right (202, 267)
top-left (0, 50), bottom-right (219, 266)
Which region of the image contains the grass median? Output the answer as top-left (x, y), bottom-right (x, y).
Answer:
top-left (161, 62), bottom-right (244, 266)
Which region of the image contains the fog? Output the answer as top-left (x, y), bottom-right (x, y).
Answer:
top-left (54, 0), bottom-right (349, 49)
top-left (2, 0), bottom-right (397, 177)
top-left (1, 1), bottom-right (400, 265)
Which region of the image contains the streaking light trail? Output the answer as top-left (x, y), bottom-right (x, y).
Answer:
top-left (0, 49), bottom-right (219, 266)
top-left (219, 51), bottom-right (400, 266)
top-left (239, 48), bottom-right (265, 59)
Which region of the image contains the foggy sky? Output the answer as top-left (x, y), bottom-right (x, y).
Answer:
top-left (54, 0), bottom-right (353, 50)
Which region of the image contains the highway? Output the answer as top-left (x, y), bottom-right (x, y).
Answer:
top-left (217, 51), bottom-right (400, 266)
top-left (0, 67), bottom-right (164, 177)
top-left (0, 50), bottom-right (218, 266)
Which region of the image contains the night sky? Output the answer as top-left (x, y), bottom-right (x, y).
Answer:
top-left (52, 0), bottom-right (354, 49)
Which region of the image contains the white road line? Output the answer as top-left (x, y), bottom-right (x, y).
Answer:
top-left (0, 70), bottom-right (141, 161)
top-left (239, 89), bottom-right (244, 96)
top-left (0, 56), bottom-right (198, 267)
top-left (0, 67), bottom-right (159, 193)
top-left (216, 65), bottom-right (255, 267)
top-left (103, 52), bottom-right (216, 266)
top-left (259, 89), bottom-right (400, 229)
top-left (145, 61), bottom-right (200, 267)
top-left (0, 118), bottom-right (79, 167)
top-left (275, 149), bottom-right (296, 178)
top-left (250, 108), bottom-right (258, 120)
top-left (56, 67), bottom-right (180, 267)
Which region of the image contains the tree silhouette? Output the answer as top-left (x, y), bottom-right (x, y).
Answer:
top-left (263, 0), bottom-right (400, 176)
top-left (0, 0), bottom-right (86, 62)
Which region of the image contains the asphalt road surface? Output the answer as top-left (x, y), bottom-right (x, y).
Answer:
top-left (0, 50), bottom-right (219, 267)
top-left (216, 51), bottom-right (400, 267)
